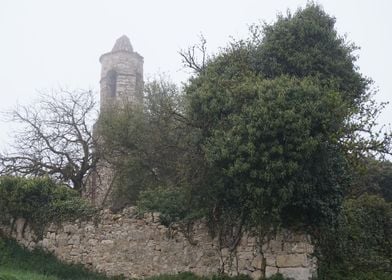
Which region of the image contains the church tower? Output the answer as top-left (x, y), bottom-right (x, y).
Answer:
top-left (99, 35), bottom-right (144, 111)
top-left (87, 35), bottom-right (144, 206)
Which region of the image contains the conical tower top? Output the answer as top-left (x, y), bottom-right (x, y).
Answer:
top-left (112, 35), bottom-right (133, 52)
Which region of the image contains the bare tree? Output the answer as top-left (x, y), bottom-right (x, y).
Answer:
top-left (0, 89), bottom-right (99, 194)
top-left (179, 34), bottom-right (208, 73)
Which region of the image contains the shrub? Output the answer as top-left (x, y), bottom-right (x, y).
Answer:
top-left (317, 194), bottom-right (392, 279)
top-left (137, 186), bottom-right (205, 227)
top-left (0, 176), bottom-right (95, 237)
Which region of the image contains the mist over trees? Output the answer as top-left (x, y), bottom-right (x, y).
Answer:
top-left (98, 3), bottom-right (391, 226)
top-left (0, 3), bottom-right (391, 279)
top-left (98, 4), bottom-right (392, 278)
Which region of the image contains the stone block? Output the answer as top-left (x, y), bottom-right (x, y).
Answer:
top-left (112, 214), bottom-right (122, 221)
top-left (247, 237), bottom-right (257, 246)
top-left (152, 212), bottom-right (160, 221)
top-left (265, 266), bottom-right (278, 278)
top-left (48, 232), bottom-right (56, 240)
top-left (42, 238), bottom-right (50, 247)
top-left (221, 248), bottom-right (230, 258)
top-left (251, 270), bottom-right (262, 279)
top-left (15, 218), bottom-right (26, 240)
top-left (279, 267), bottom-right (313, 280)
top-left (251, 255), bottom-right (263, 269)
top-left (238, 258), bottom-right (251, 270)
top-left (84, 225), bottom-right (95, 233)
top-left (238, 251), bottom-right (254, 260)
top-left (285, 232), bottom-right (309, 243)
top-left (284, 242), bottom-right (314, 254)
top-left (276, 254), bottom-right (307, 268)
top-left (264, 239), bottom-right (283, 253)
top-left (70, 249), bottom-right (80, 256)
top-left (265, 255), bottom-right (276, 266)
top-left (68, 235), bottom-right (80, 246)
top-left (101, 239), bottom-right (114, 246)
top-left (47, 223), bottom-right (58, 232)
top-left (63, 224), bottom-right (77, 234)
top-left (88, 238), bottom-right (98, 246)
top-left (56, 233), bottom-right (68, 247)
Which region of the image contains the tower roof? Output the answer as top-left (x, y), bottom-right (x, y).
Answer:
top-left (112, 35), bottom-right (133, 52)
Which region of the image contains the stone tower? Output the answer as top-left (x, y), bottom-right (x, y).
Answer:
top-left (99, 35), bottom-right (144, 111)
top-left (87, 35), bottom-right (144, 206)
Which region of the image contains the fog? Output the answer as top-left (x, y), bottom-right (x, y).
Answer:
top-left (0, 0), bottom-right (391, 147)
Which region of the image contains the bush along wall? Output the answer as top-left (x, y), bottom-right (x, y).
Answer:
top-left (0, 176), bottom-right (95, 239)
top-left (316, 194), bottom-right (392, 280)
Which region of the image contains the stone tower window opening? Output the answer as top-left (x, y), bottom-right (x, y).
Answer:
top-left (107, 69), bottom-right (117, 97)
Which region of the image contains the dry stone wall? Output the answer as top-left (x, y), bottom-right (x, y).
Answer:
top-left (0, 207), bottom-right (316, 280)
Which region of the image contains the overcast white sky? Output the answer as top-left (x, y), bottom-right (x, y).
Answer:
top-left (0, 0), bottom-right (391, 147)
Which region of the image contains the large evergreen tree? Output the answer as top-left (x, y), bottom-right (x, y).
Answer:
top-left (183, 3), bottom-right (390, 234)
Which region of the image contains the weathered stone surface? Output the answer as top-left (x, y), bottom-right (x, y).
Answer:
top-left (279, 267), bottom-right (314, 280)
top-left (1, 209), bottom-right (315, 280)
top-left (63, 225), bottom-right (77, 234)
top-left (263, 239), bottom-right (283, 252)
top-left (276, 254), bottom-right (308, 268)
top-left (265, 255), bottom-right (276, 266)
top-left (67, 235), bottom-right (80, 246)
top-left (251, 255), bottom-right (263, 269)
top-left (251, 270), bottom-right (262, 279)
top-left (265, 266), bottom-right (279, 278)
top-left (283, 242), bottom-right (314, 254)
top-left (101, 240), bottom-right (114, 246)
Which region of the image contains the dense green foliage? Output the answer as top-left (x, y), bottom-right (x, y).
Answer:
top-left (137, 186), bottom-right (204, 227)
top-left (181, 2), bottom-right (387, 235)
top-left (186, 75), bottom-right (350, 232)
top-left (0, 3), bottom-right (389, 280)
top-left (0, 237), bottom-right (115, 280)
top-left (317, 195), bottom-right (392, 279)
top-left (98, 79), bottom-right (195, 210)
top-left (351, 159), bottom-right (392, 201)
top-left (100, 0), bottom-right (391, 234)
top-left (99, 3), bottom-right (391, 279)
top-left (0, 177), bottom-right (95, 236)
top-left (255, 6), bottom-right (366, 104)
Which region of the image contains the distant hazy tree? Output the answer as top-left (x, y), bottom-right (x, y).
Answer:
top-left (96, 78), bottom-right (197, 208)
top-left (350, 158), bottom-right (392, 202)
top-left (0, 89), bottom-right (99, 194)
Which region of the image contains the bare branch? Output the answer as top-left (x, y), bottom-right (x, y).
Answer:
top-left (179, 34), bottom-right (208, 73)
top-left (0, 89), bottom-right (99, 193)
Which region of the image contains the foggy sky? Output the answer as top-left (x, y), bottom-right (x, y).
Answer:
top-left (0, 0), bottom-right (391, 148)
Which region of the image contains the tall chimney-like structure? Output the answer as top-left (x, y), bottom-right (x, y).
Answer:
top-left (99, 35), bottom-right (144, 111)
top-left (87, 35), bottom-right (144, 206)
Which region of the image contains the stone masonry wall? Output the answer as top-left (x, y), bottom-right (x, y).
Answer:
top-left (0, 207), bottom-right (316, 280)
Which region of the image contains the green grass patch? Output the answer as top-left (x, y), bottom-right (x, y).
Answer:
top-left (0, 267), bottom-right (59, 280)
top-left (0, 237), bottom-right (116, 280)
